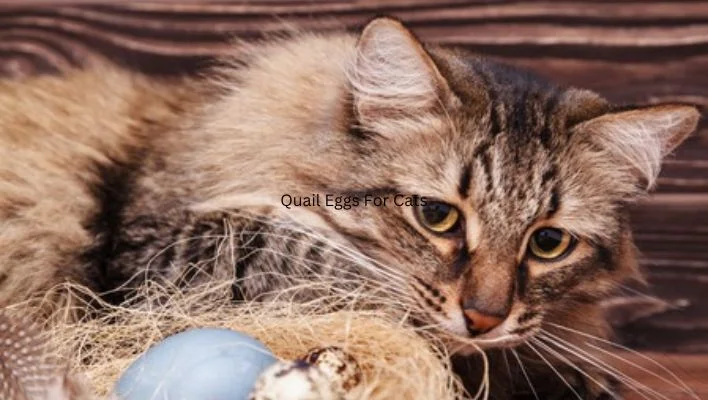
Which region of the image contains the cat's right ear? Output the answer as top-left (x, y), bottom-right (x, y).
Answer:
top-left (576, 103), bottom-right (700, 189)
top-left (350, 17), bottom-right (455, 134)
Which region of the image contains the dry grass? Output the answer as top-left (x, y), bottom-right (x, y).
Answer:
top-left (34, 281), bottom-right (465, 399)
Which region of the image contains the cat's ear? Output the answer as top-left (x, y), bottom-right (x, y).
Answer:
top-left (350, 17), bottom-right (454, 130)
top-left (578, 104), bottom-right (700, 188)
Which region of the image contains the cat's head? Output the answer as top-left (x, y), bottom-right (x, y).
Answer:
top-left (309, 18), bottom-right (698, 352)
top-left (196, 18), bottom-right (700, 353)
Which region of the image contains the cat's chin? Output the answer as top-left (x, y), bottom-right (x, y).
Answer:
top-left (418, 309), bottom-right (543, 353)
top-left (446, 333), bottom-right (531, 355)
top-left (442, 322), bottom-right (542, 355)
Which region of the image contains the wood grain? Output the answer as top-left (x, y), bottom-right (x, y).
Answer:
top-left (0, 0), bottom-right (706, 365)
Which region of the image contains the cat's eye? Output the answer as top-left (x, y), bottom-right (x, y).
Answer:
top-left (416, 201), bottom-right (461, 234)
top-left (528, 228), bottom-right (574, 260)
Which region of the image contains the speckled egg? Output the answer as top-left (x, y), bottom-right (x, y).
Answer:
top-left (115, 328), bottom-right (277, 400)
top-left (301, 347), bottom-right (362, 392)
top-left (249, 360), bottom-right (343, 400)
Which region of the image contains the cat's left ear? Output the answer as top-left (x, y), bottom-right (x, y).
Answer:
top-left (350, 17), bottom-right (455, 132)
top-left (577, 104), bottom-right (700, 188)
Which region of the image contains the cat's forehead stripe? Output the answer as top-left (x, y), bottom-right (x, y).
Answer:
top-left (457, 162), bottom-right (472, 198)
top-left (547, 189), bottom-right (561, 218)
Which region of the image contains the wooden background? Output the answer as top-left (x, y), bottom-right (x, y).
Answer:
top-left (0, 1), bottom-right (706, 397)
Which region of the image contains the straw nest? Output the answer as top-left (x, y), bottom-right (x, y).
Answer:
top-left (34, 281), bottom-right (467, 399)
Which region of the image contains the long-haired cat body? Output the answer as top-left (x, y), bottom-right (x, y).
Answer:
top-left (0, 17), bottom-right (699, 399)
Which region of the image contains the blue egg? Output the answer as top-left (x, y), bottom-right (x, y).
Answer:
top-left (115, 328), bottom-right (277, 400)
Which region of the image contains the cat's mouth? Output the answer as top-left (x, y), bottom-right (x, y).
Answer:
top-left (446, 325), bottom-right (542, 355)
top-left (450, 315), bottom-right (543, 354)
top-left (413, 305), bottom-right (544, 354)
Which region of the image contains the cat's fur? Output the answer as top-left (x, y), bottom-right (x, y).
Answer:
top-left (0, 18), bottom-right (699, 399)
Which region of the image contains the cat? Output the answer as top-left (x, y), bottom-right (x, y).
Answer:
top-left (0, 17), bottom-right (699, 399)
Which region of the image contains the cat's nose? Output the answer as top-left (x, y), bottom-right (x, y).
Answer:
top-left (462, 308), bottom-right (504, 335)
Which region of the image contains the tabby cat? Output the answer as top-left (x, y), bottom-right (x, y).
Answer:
top-left (0, 17), bottom-right (699, 399)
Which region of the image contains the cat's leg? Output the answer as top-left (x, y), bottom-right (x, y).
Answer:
top-left (0, 205), bottom-right (97, 317)
top-left (101, 209), bottom-right (361, 305)
top-left (99, 210), bottom-right (252, 303)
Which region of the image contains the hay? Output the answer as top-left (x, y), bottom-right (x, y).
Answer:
top-left (41, 281), bottom-right (465, 399)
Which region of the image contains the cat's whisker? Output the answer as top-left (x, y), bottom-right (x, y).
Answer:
top-left (442, 341), bottom-right (490, 400)
top-left (531, 337), bottom-right (620, 399)
top-left (247, 213), bottom-right (405, 276)
top-left (241, 244), bottom-right (413, 302)
top-left (271, 219), bottom-right (412, 283)
top-left (146, 249), bottom-right (407, 313)
top-left (511, 347), bottom-right (540, 400)
top-left (228, 211), bottom-right (411, 284)
top-left (233, 226), bottom-right (398, 280)
top-left (546, 322), bottom-right (698, 398)
top-left (241, 269), bottom-right (417, 313)
top-left (263, 282), bottom-right (367, 308)
top-left (535, 345), bottom-right (661, 400)
top-left (143, 233), bottom-right (227, 279)
top-left (501, 349), bottom-right (513, 382)
top-left (147, 234), bottom-right (227, 269)
top-left (524, 340), bottom-right (584, 400)
top-left (95, 233), bottom-right (231, 301)
top-left (537, 331), bottom-right (668, 400)
top-left (585, 341), bottom-right (700, 400)
top-left (617, 284), bottom-right (658, 300)
top-left (413, 320), bottom-right (461, 337)
top-left (501, 347), bottom-right (516, 394)
top-left (144, 218), bottom-right (410, 297)
top-left (434, 329), bottom-right (518, 348)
